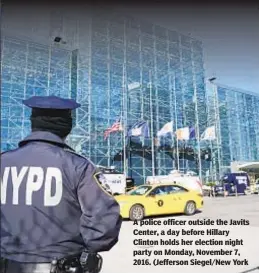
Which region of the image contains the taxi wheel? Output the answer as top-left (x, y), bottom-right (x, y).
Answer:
top-left (129, 205), bottom-right (145, 221)
top-left (184, 201), bottom-right (196, 216)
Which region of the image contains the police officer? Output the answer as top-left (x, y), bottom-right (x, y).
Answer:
top-left (0, 96), bottom-right (122, 273)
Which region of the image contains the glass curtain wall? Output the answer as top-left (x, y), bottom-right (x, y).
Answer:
top-left (1, 11), bottom-right (208, 185)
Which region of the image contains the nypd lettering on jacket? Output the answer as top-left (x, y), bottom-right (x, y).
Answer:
top-left (1, 166), bottom-right (63, 206)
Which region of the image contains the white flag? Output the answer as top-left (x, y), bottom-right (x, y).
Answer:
top-left (128, 82), bottom-right (141, 91)
top-left (201, 126), bottom-right (216, 140)
top-left (175, 127), bottom-right (190, 140)
top-left (157, 121), bottom-right (173, 137)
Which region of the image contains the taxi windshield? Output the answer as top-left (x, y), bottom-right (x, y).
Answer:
top-left (127, 185), bottom-right (152, 196)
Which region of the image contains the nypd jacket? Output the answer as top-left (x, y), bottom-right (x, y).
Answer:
top-left (0, 131), bottom-right (122, 262)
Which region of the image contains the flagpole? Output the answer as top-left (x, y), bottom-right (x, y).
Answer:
top-left (122, 63), bottom-right (128, 177)
top-left (149, 70), bottom-right (155, 177)
top-left (210, 139), bottom-right (214, 181)
top-left (169, 74), bottom-right (175, 170)
top-left (213, 83), bottom-right (222, 179)
top-left (194, 86), bottom-right (202, 179)
top-left (172, 73), bottom-right (180, 171)
top-left (191, 48), bottom-right (202, 180)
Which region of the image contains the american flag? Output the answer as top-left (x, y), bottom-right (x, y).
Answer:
top-left (104, 119), bottom-right (123, 140)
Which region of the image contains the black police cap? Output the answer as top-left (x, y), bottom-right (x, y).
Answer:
top-left (22, 96), bottom-right (81, 110)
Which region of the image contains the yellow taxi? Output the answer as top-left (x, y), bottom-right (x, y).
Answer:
top-left (115, 183), bottom-right (203, 221)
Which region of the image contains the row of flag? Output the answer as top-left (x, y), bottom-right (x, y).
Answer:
top-left (104, 120), bottom-right (150, 140)
top-left (158, 121), bottom-right (216, 141)
top-left (104, 119), bottom-right (216, 141)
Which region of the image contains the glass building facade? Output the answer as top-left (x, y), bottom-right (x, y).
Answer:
top-left (85, 12), bottom-right (208, 185)
top-left (206, 83), bottom-right (259, 177)
top-left (0, 9), bottom-right (225, 185)
top-left (218, 86), bottom-right (259, 169)
top-left (1, 37), bottom-right (73, 150)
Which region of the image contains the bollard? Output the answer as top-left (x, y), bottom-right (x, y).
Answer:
top-left (223, 184), bottom-right (227, 198)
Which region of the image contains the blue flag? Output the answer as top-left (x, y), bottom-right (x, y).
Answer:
top-left (127, 121), bottom-right (150, 138)
top-left (189, 127), bottom-right (196, 139)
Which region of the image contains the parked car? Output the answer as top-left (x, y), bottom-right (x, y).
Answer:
top-left (115, 183), bottom-right (203, 221)
top-left (219, 173), bottom-right (250, 196)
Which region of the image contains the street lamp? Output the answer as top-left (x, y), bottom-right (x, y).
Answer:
top-left (207, 77), bottom-right (222, 180)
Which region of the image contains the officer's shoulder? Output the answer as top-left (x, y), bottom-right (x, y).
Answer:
top-left (63, 147), bottom-right (92, 164)
top-left (1, 149), bottom-right (18, 156)
top-left (1, 151), bottom-right (8, 157)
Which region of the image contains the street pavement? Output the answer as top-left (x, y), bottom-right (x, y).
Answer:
top-left (190, 195), bottom-right (259, 227)
top-left (101, 195), bottom-right (259, 273)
